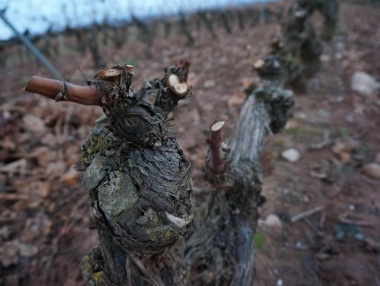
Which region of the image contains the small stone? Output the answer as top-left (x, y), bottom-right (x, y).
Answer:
top-left (264, 214), bottom-right (282, 228)
top-left (294, 112), bottom-right (307, 120)
top-left (203, 79), bottom-right (215, 89)
top-left (336, 42), bottom-right (345, 50)
top-left (351, 71), bottom-right (380, 96)
top-left (281, 148), bottom-right (301, 162)
top-left (295, 241), bottom-right (303, 249)
top-left (320, 54), bottom-right (331, 63)
top-left (277, 279), bottom-right (283, 286)
top-left (362, 163), bottom-right (380, 179)
top-left (345, 114), bottom-right (355, 123)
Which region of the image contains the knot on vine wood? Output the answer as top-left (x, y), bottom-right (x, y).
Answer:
top-left (95, 61), bottom-right (192, 148)
top-left (254, 84), bottom-right (294, 134)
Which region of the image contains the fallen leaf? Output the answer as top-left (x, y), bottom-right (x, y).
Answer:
top-left (33, 181), bottom-right (51, 198)
top-left (227, 91), bottom-right (246, 109)
top-left (22, 114), bottom-right (46, 135)
top-left (332, 141), bottom-right (350, 163)
top-left (1, 159), bottom-right (28, 177)
top-left (32, 147), bottom-right (56, 168)
top-left (60, 167), bottom-right (81, 187)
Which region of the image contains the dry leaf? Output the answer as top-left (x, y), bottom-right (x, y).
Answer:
top-left (33, 181), bottom-right (51, 198)
top-left (228, 91), bottom-right (246, 109)
top-left (22, 114), bottom-right (46, 135)
top-left (32, 147), bottom-right (55, 167)
top-left (60, 167), bottom-right (81, 187)
top-left (1, 159), bottom-right (28, 177)
top-left (332, 141), bottom-right (350, 163)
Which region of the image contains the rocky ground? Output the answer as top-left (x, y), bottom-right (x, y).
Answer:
top-left (0, 3), bottom-right (380, 285)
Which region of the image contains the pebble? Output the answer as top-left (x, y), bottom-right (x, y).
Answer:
top-left (264, 214), bottom-right (282, 228)
top-left (203, 79), bottom-right (215, 89)
top-left (281, 148), bottom-right (301, 162)
top-left (320, 54), bottom-right (331, 63)
top-left (345, 114), bottom-right (355, 123)
top-left (351, 71), bottom-right (380, 96)
top-left (362, 163), bottom-right (380, 179)
top-left (295, 241), bottom-right (303, 249)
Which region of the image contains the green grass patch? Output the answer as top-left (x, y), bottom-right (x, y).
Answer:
top-left (254, 232), bottom-right (265, 250)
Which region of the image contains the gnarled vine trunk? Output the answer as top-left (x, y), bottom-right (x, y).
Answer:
top-left (23, 1), bottom-right (337, 284)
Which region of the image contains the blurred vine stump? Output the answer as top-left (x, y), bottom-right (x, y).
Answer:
top-left (183, 68), bottom-right (294, 285)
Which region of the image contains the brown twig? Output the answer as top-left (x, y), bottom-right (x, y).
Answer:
top-left (25, 76), bottom-right (104, 106)
top-left (0, 193), bottom-right (29, 200)
top-left (208, 120), bottom-right (226, 174)
top-left (338, 215), bottom-right (376, 227)
top-left (291, 206), bottom-right (325, 223)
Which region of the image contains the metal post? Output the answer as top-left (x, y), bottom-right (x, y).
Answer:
top-left (0, 11), bottom-right (64, 80)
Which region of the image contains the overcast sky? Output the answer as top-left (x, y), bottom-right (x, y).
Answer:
top-left (0, 0), bottom-right (272, 41)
